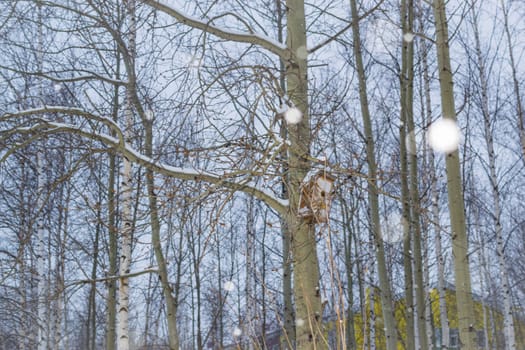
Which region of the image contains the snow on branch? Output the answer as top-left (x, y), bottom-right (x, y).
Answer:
top-left (0, 108), bottom-right (289, 213)
top-left (2, 106), bottom-right (125, 145)
top-left (142, 0), bottom-right (288, 59)
top-left (0, 62), bottom-right (127, 86)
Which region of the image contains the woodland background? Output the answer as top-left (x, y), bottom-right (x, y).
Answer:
top-left (0, 0), bottom-right (524, 349)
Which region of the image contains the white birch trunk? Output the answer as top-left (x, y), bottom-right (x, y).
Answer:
top-left (245, 196), bottom-right (255, 349)
top-left (19, 258), bottom-right (27, 350)
top-left (472, 8), bottom-right (517, 348)
top-left (36, 151), bottom-right (48, 350)
top-left (500, 0), bottom-right (525, 164)
top-left (431, 158), bottom-right (449, 350)
top-left (424, 263), bottom-right (433, 350)
top-left (478, 242), bottom-right (490, 350)
top-left (36, 2), bottom-right (48, 349)
top-left (482, 83), bottom-right (517, 350)
top-left (412, 255), bottom-right (419, 350)
top-left (478, 235), bottom-right (497, 350)
top-left (52, 233), bottom-right (66, 349)
top-left (117, 113), bottom-right (133, 350)
top-left (118, 2), bottom-right (136, 349)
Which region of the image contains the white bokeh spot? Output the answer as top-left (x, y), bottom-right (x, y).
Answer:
top-left (284, 107), bottom-right (303, 124)
top-left (223, 280), bottom-right (235, 292)
top-left (232, 327), bottom-right (242, 337)
top-left (296, 318), bottom-right (305, 327)
top-left (182, 53), bottom-right (202, 70)
top-left (427, 118), bottom-right (461, 153)
top-left (382, 211), bottom-right (406, 244)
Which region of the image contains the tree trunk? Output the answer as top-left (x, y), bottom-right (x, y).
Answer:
top-left (400, 0), bottom-right (415, 348)
top-left (144, 117), bottom-right (180, 350)
top-left (471, 7), bottom-right (517, 347)
top-left (105, 40), bottom-right (120, 350)
top-left (403, 0), bottom-right (428, 346)
top-left (432, 1), bottom-right (476, 348)
top-left (106, 127), bottom-right (118, 350)
top-left (500, 0), bottom-right (525, 163)
top-left (419, 7), bottom-right (449, 344)
top-left (400, 126), bottom-right (415, 350)
top-left (18, 160), bottom-right (29, 350)
top-left (117, 100), bottom-right (133, 350)
top-left (285, 0), bottom-right (324, 348)
top-left (245, 196), bottom-right (256, 348)
top-left (117, 2), bottom-right (137, 348)
top-left (88, 205), bottom-right (101, 350)
top-left (36, 151), bottom-right (48, 350)
top-left (349, 1), bottom-right (398, 349)
top-left (277, 1), bottom-right (295, 345)
top-left (369, 286), bottom-right (376, 350)
top-left (341, 201), bottom-right (357, 350)
top-left (36, 3), bottom-right (48, 348)
top-left (354, 221), bottom-right (367, 350)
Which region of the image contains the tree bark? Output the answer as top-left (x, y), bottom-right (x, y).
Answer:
top-left (276, 1), bottom-right (296, 345)
top-left (432, 1), bottom-right (476, 348)
top-left (349, 1), bottom-right (398, 349)
top-left (341, 200), bottom-right (357, 350)
top-left (117, 2), bottom-right (137, 349)
top-left (144, 116), bottom-right (181, 349)
top-left (245, 196), bottom-right (256, 348)
top-left (400, 0), bottom-right (415, 348)
top-left (106, 106), bottom-right (119, 350)
top-left (471, 6), bottom-right (517, 347)
top-left (400, 100), bottom-right (415, 350)
top-left (285, 0), bottom-right (325, 348)
top-left (88, 202), bottom-right (101, 350)
top-left (402, 1), bottom-right (428, 347)
top-left (36, 2), bottom-right (48, 349)
top-left (500, 0), bottom-right (525, 164)
top-left (418, 6), bottom-right (449, 343)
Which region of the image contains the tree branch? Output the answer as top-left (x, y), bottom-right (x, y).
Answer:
top-left (308, 0), bottom-right (385, 54)
top-left (142, 0), bottom-right (288, 59)
top-left (1, 108), bottom-right (289, 214)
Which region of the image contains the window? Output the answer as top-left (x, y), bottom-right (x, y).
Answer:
top-left (449, 328), bottom-right (459, 349)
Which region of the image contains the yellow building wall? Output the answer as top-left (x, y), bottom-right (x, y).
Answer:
top-left (343, 287), bottom-right (525, 349)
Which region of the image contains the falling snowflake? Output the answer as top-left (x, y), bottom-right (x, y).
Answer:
top-left (427, 118), bottom-right (461, 153)
top-left (382, 211), bottom-right (406, 244)
top-left (188, 57), bottom-right (202, 69)
top-left (284, 107), bottom-right (303, 124)
top-left (223, 281), bottom-right (235, 292)
top-left (403, 32), bottom-right (415, 43)
top-left (296, 318), bottom-right (305, 327)
top-left (232, 327), bottom-right (242, 337)
top-left (54, 83), bottom-right (62, 93)
top-left (182, 53), bottom-right (202, 70)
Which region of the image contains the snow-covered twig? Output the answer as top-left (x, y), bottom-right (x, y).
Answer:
top-left (142, 0), bottom-right (288, 59)
top-left (1, 110), bottom-right (289, 213)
